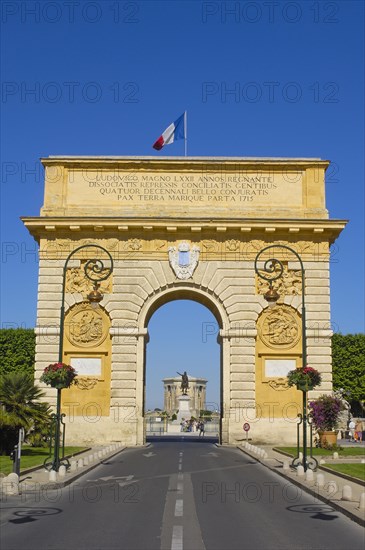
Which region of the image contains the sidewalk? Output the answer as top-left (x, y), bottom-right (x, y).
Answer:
top-left (1, 444), bottom-right (126, 494)
top-left (237, 442), bottom-right (365, 527)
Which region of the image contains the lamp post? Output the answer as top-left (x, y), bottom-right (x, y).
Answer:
top-left (51, 244), bottom-right (113, 472)
top-left (254, 244), bottom-right (313, 472)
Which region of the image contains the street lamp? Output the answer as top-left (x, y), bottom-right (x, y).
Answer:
top-left (51, 244), bottom-right (113, 471)
top-left (254, 244), bottom-right (316, 472)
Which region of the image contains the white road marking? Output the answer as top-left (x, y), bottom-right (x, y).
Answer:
top-left (88, 475), bottom-right (134, 483)
top-left (178, 464), bottom-right (182, 471)
top-left (174, 498), bottom-right (183, 517)
top-left (177, 481), bottom-right (184, 494)
top-left (178, 472), bottom-right (183, 482)
top-left (171, 525), bottom-right (183, 550)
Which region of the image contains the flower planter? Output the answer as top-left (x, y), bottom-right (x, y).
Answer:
top-left (296, 382), bottom-right (314, 392)
top-left (287, 366), bottom-right (321, 391)
top-left (40, 362), bottom-right (77, 389)
top-left (319, 431), bottom-right (337, 446)
top-left (50, 380), bottom-right (72, 390)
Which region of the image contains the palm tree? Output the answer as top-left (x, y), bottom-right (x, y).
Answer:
top-left (0, 372), bottom-right (51, 454)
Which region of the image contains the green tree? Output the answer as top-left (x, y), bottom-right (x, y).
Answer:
top-left (332, 333), bottom-right (365, 412)
top-left (0, 372), bottom-right (51, 454)
top-left (0, 328), bottom-right (35, 376)
top-left (200, 410), bottom-right (213, 421)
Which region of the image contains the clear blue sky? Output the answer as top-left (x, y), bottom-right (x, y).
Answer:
top-left (1, 1), bottom-right (364, 408)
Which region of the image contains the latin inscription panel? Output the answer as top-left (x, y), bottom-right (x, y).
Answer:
top-left (66, 168), bottom-right (303, 217)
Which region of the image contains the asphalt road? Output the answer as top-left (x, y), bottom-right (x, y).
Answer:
top-left (1, 439), bottom-right (364, 550)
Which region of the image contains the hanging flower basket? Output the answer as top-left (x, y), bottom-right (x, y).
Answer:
top-left (287, 366), bottom-right (321, 392)
top-left (40, 362), bottom-right (77, 389)
top-left (296, 381), bottom-right (314, 392)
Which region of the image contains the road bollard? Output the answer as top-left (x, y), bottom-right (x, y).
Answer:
top-left (4, 473), bottom-right (19, 495)
top-left (305, 469), bottom-right (314, 482)
top-left (359, 493), bottom-right (365, 510)
top-left (49, 470), bottom-right (57, 482)
top-left (316, 473), bottom-right (325, 488)
top-left (341, 485), bottom-right (352, 501)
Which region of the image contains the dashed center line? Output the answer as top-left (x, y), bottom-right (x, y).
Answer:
top-left (174, 498), bottom-right (183, 517)
top-left (170, 453), bottom-right (185, 548)
top-left (171, 525), bottom-right (183, 550)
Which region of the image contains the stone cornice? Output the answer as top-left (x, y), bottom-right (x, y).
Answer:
top-left (41, 156), bottom-right (329, 168)
top-left (22, 216), bottom-right (347, 244)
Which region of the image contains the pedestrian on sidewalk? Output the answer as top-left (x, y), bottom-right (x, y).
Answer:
top-left (355, 419), bottom-right (363, 442)
top-left (198, 420), bottom-right (205, 437)
top-left (348, 418), bottom-right (356, 442)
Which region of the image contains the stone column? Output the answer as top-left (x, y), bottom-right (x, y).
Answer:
top-left (110, 326), bottom-right (148, 445)
top-left (220, 327), bottom-right (257, 444)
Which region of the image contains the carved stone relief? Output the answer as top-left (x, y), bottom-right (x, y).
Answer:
top-left (66, 263), bottom-right (112, 294)
top-left (76, 377), bottom-right (98, 390)
top-left (260, 305), bottom-right (300, 350)
top-left (268, 379), bottom-right (290, 391)
top-left (66, 302), bottom-right (107, 348)
top-left (41, 237), bottom-right (329, 262)
top-left (256, 264), bottom-right (302, 296)
top-left (168, 242), bottom-right (200, 280)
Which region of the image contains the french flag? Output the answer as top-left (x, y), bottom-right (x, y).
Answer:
top-left (153, 113), bottom-right (186, 150)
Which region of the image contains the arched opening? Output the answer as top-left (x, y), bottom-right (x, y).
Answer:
top-left (143, 292), bottom-right (223, 442)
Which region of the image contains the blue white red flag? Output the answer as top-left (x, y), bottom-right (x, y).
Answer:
top-left (153, 113), bottom-right (186, 150)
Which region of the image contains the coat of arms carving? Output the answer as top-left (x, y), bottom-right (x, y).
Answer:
top-left (168, 242), bottom-right (200, 280)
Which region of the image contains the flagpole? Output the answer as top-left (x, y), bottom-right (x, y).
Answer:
top-left (184, 111), bottom-right (187, 157)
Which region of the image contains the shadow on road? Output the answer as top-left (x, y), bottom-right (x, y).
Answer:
top-left (287, 504), bottom-right (339, 521)
top-left (5, 507), bottom-right (62, 524)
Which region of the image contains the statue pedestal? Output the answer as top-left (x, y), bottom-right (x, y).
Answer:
top-left (177, 395), bottom-right (191, 424)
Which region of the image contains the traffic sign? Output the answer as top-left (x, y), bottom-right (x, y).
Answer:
top-left (243, 423), bottom-right (250, 432)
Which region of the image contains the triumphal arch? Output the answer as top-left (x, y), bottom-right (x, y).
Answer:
top-left (23, 156), bottom-right (346, 445)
